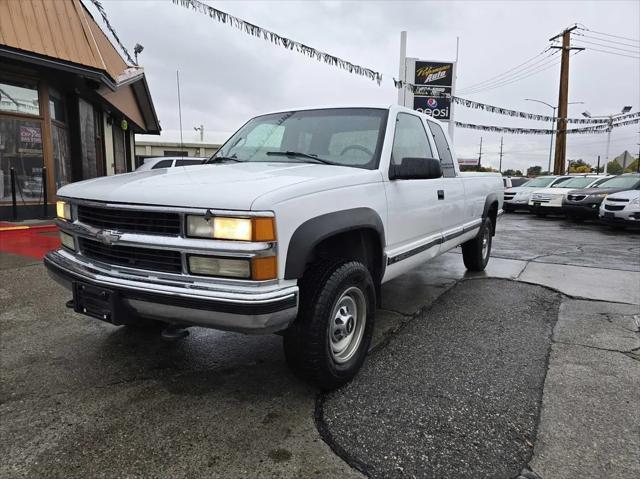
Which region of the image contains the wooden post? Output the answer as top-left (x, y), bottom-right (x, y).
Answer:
top-left (553, 30), bottom-right (571, 175)
top-left (550, 26), bottom-right (583, 175)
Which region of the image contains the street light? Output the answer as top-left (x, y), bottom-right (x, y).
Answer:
top-left (525, 99), bottom-right (584, 174)
top-left (582, 106), bottom-right (634, 175)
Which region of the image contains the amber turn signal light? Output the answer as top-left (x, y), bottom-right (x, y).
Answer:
top-left (251, 256), bottom-right (277, 280)
top-left (252, 217), bottom-right (276, 242)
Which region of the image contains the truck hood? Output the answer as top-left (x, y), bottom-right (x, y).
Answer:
top-left (57, 162), bottom-right (379, 210)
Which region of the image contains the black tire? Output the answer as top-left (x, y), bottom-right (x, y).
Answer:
top-left (462, 217), bottom-right (493, 272)
top-left (283, 259), bottom-right (375, 391)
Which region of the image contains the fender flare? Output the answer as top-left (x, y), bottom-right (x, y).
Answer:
top-left (482, 193), bottom-right (499, 218)
top-left (284, 207), bottom-right (385, 280)
top-left (482, 193), bottom-right (499, 234)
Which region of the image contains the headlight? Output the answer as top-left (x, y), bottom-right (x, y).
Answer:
top-left (187, 255), bottom-right (277, 280)
top-left (188, 255), bottom-right (251, 278)
top-left (590, 193), bottom-right (607, 198)
top-left (629, 197), bottom-right (640, 206)
top-left (186, 215), bottom-right (276, 241)
top-left (56, 201), bottom-right (72, 221)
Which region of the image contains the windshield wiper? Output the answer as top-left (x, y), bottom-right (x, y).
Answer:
top-left (266, 151), bottom-right (338, 166)
top-left (205, 154), bottom-right (243, 164)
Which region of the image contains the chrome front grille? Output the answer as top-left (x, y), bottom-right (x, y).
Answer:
top-left (77, 205), bottom-right (181, 236)
top-left (604, 204), bottom-right (625, 211)
top-left (504, 192), bottom-right (516, 200)
top-left (79, 238), bottom-right (183, 273)
top-left (567, 194), bottom-right (586, 201)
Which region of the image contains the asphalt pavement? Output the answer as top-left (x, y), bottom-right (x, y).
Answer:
top-left (321, 279), bottom-right (561, 479)
top-left (1, 213), bottom-right (638, 478)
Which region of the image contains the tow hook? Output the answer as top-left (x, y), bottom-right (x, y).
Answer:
top-left (161, 325), bottom-right (190, 341)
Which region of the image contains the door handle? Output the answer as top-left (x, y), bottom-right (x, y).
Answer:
top-left (437, 190), bottom-right (445, 200)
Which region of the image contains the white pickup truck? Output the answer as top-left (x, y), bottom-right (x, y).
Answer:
top-left (46, 105), bottom-right (503, 389)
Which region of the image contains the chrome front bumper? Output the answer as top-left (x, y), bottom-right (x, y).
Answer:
top-left (44, 249), bottom-right (299, 334)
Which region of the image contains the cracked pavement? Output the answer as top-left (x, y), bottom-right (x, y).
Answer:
top-left (1, 214), bottom-right (639, 478)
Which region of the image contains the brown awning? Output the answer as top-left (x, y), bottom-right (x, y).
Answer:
top-left (0, 0), bottom-right (160, 133)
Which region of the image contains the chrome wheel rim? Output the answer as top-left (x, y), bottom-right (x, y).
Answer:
top-left (329, 286), bottom-right (366, 364)
top-left (481, 225), bottom-right (490, 260)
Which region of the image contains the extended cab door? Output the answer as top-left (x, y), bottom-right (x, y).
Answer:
top-left (426, 120), bottom-right (474, 250)
top-left (383, 112), bottom-right (443, 280)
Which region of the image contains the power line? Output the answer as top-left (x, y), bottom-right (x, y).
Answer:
top-left (575, 33), bottom-right (639, 50)
top-left (460, 52), bottom-right (560, 94)
top-left (572, 38), bottom-right (640, 54)
top-left (576, 26), bottom-right (640, 44)
top-left (457, 49), bottom-right (552, 92)
top-left (460, 53), bottom-right (563, 95)
top-left (580, 47), bottom-right (640, 59)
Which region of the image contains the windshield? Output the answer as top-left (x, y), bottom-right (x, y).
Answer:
top-left (525, 177), bottom-right (556, 188)
top-left (510, 178), bottom-right (528, 187)
top-left (209, 108), bottom-right (388, 169)
top-left (598, 176), bottom-right (640, 189)
top-left (553, 177), bottom-right (599, 188)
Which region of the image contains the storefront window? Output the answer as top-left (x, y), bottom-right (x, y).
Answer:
top-left (0, 118), bottom-right (45, 202)
top-left (49, 88), bottom-right (66, 123)
top-left (0, 80), bottom-right (40, 116)
top-left (49, 88), bottom-right (71, 190)
top-left (52, 124), bottom-right (70, 190)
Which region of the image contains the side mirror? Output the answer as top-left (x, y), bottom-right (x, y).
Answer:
top-left (389, 157), bottom-right (442, 180)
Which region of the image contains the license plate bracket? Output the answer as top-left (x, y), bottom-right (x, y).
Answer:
top-left (73, 282), bottom-right (120, 324)
top-left (534, 202), bottom-right (541, 207)
top-left (604, 212), bottom-right (614, 218)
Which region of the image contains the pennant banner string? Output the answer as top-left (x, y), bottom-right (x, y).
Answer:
top-left (172, 0), bottom-right (382, 84)
top-left (392, 79), bottom-right (639, 125)
top-left (88, 0), bottom-right (137, 65)
top-left (454, 117), bottom-right (639, 135)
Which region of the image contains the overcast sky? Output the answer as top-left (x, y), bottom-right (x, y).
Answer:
top-left (86, 0), bottom-right (639, 172)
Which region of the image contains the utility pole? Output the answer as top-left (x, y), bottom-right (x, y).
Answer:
top-left (477, 136), bottom-right (483, 171)
top-left (550, 26), bottom-right (584, 175)
top-left (499, 136), bottom-right (504, 174)
top-left (398, 31), bottom-right (407, 106)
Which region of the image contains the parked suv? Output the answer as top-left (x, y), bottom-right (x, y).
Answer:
top-left (562, 174), bottom-right (640, 219)
top-left (503, 175), bottom-right (570, 212)
top-left (599, 189), bottom-right (640, 228)
top-left (529, 175), bottom-right (611, 216)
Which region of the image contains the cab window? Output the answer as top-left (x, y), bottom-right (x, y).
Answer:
top-left (427, 121), bottom-right (456, 178)
top-left (391, 113), bottom-right (433, 167)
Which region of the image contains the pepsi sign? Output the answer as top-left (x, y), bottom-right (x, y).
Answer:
top-left (414, 96), bottom-right (451, 121)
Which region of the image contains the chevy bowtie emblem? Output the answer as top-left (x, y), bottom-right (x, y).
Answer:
top-left (96, 229), bottom-right (121, 245)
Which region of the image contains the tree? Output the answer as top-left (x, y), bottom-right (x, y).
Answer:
top-left (624, 158), bottom-right (639, 173)
top-left (607, 160), bottom-right (623, 175)
top-left (527, 165), bottom-right (542, 177)
top-left (568, 159), bottom-right (592, 173)
top-left (502, 169), bottom-right (523, 176)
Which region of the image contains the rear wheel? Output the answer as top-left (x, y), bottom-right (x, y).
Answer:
top-left (283, 259), bottom-right (375, 390)
top-left (462, 217), bottom-right (493, 271)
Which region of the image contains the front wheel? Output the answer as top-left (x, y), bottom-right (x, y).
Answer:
top-left (462, 217), bottom-right (493, 271)
top-left (283, 260), bottom-right (375, 390)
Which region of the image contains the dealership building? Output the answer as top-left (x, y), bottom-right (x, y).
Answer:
top-left (0, 0), bottom-right (160, 220)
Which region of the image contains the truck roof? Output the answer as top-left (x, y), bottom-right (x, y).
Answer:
top-left (257, 104), bottom-right (447, 127)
